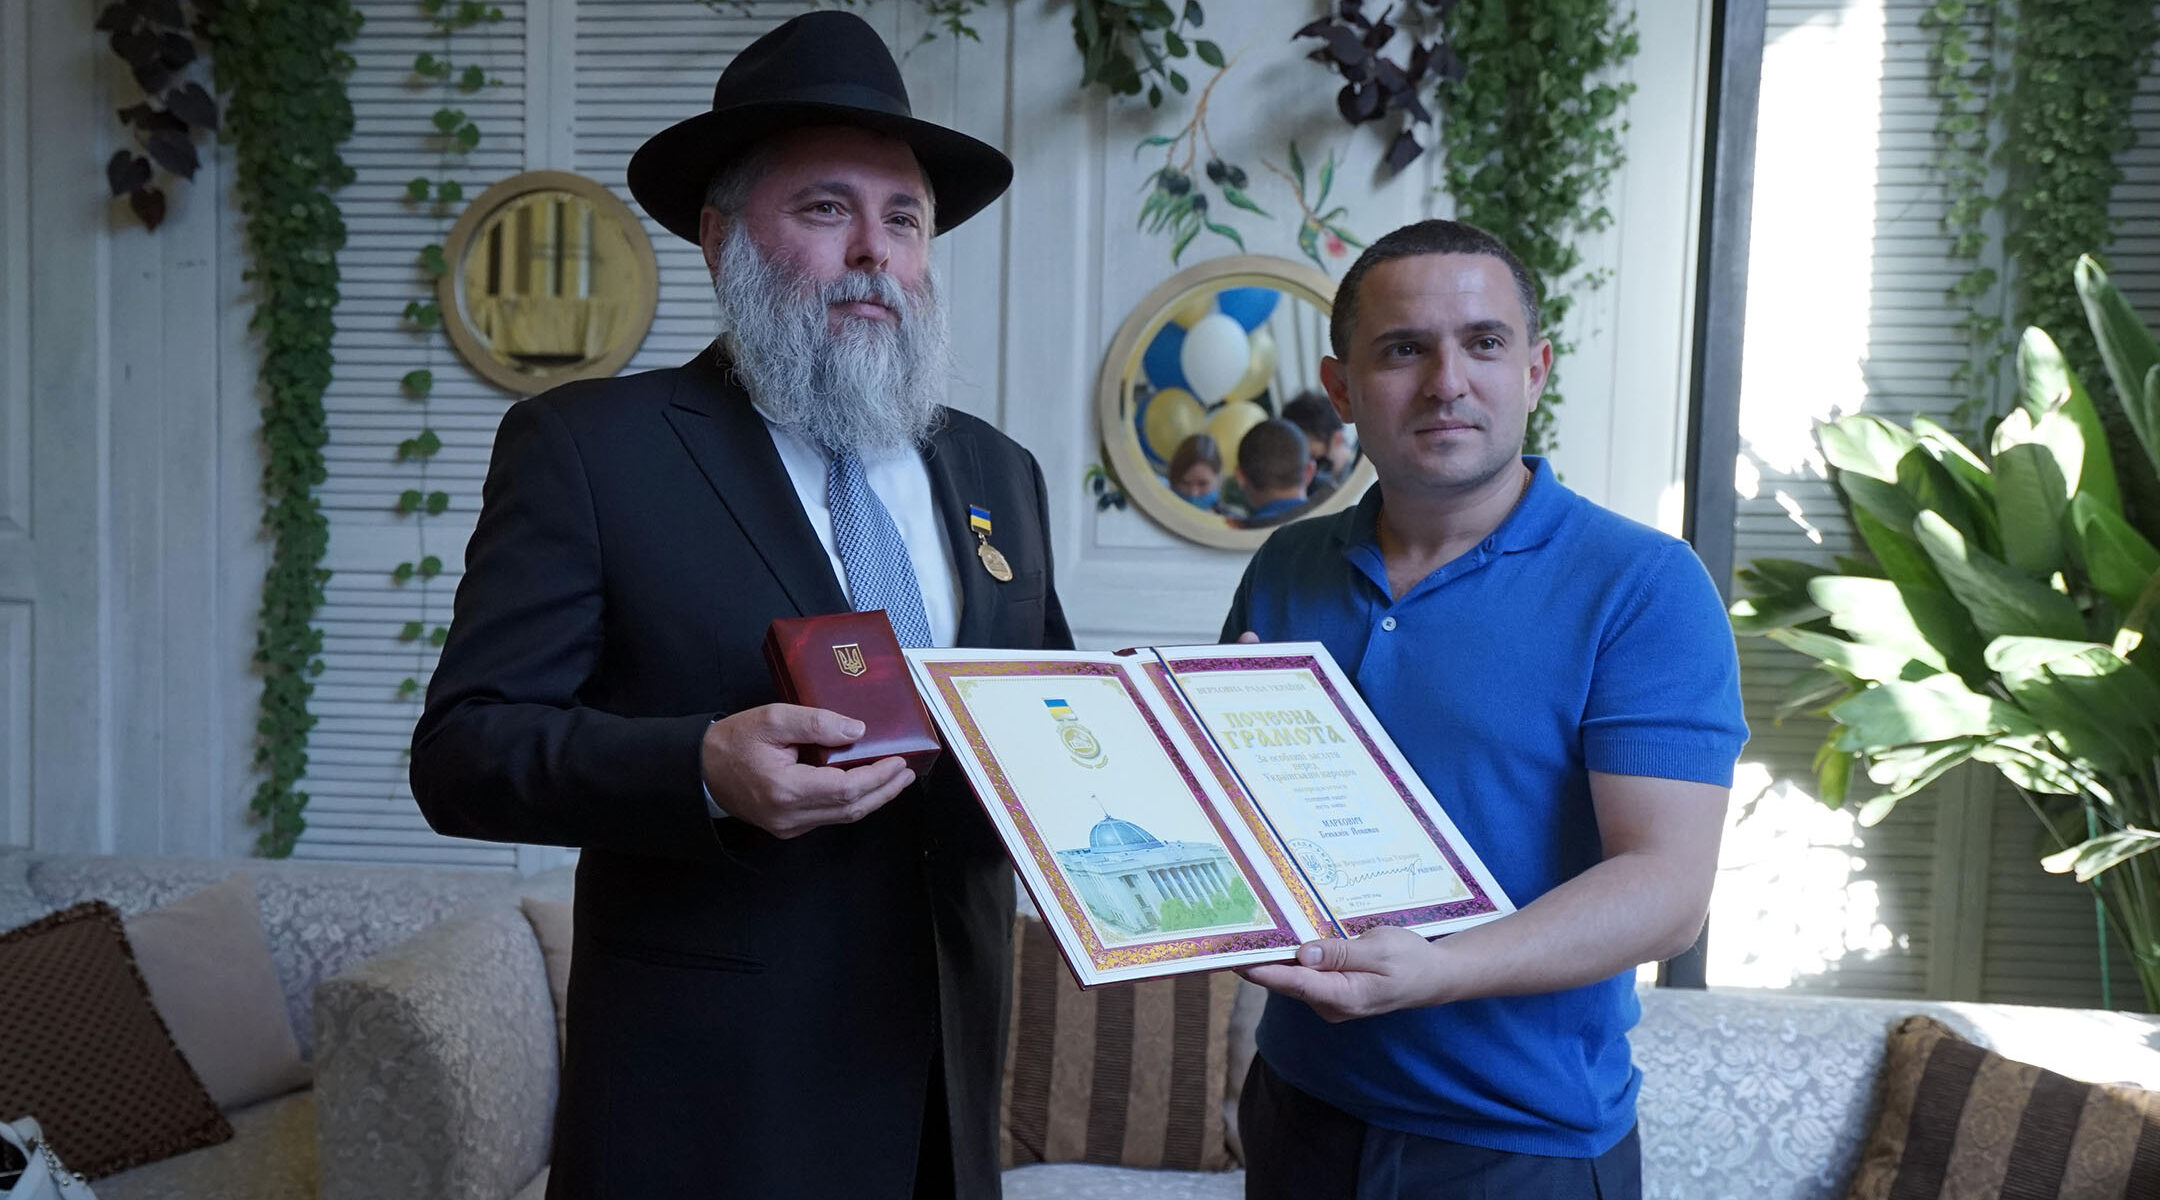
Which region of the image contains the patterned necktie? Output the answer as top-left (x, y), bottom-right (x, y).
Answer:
top-left (824, 449), bottom-right (935, 649)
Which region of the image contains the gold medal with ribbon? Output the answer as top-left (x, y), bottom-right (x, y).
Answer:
top-left (969, 504), bottom-right (1013, 582)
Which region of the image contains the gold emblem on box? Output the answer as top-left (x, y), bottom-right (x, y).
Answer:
top-left (833, 643), bottom-right (867, 677)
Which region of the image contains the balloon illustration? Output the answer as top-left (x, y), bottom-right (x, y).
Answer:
top-left (1221, 326), bottom-right (1277, 408)
top-left (1207, 400), bottom-right (1270, 475)
top-left (1179, 312), bottom-right (1252, 405)
top-left (1138, 387), bottom-right (1207, 465)
top-left (1214, 286), bottom-right (1280, 332)
top-left (1141, 321), bottom-right (1189, 393)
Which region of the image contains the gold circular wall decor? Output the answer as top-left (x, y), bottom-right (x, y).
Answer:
top-left (1096, 254), bottom-right (1372, 550)
top-left (437, 170), bottom-right (660, 395)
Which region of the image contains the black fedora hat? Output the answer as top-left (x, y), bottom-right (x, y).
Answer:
top-left (627, 11), bottom-right (1012, 244)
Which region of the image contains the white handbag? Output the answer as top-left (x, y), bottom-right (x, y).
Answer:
top-left (0, 1118), bottom-right (96, 1200)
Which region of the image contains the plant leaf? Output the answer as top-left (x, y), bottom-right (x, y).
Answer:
top-left (1200, 217), bottom-right (1244, 250)
top-left (2043, 363), bottom-right (2123, 520)
top-left (1987, 636), bottom-right (2160, 775)
top-left (1219, 186), bottom-right (1269, 216)
top-left (106, 150), bottom-right (152, 197)
top-left (1818, 414), bottom-right (1920, 483)
top-left (1913, 510), bottom-right (2085, 641)
top-left (1805, 574), bottom-right (1978, 673)
top-left (2076, 257), bottom-right (2160, 471)
top-left (1992, 441), bottom-right (2070, 577)
top-left (1287, 140), bottom-right (1307, 193)
top-left (1828, 675), bottom-right (2039, 753)
top-left (128, 187), bottom-right (166, 230)
top-left (2042, 828), bottom-right (2160, 882)
top-left (1973, 737), bottom-right (2084, 795)
top-left (1769, 627), bottom-right (1937, 685)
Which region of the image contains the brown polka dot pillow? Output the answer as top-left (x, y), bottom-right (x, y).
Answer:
top-left (999, 914), bottom-right (1237, 1171)
top-left (1846, 1014), bottom-right (2160, 1198)
top-left (0, 901), bottom-right (232, 1178)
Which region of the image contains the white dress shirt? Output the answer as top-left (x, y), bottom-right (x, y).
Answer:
top-left (704, 412), bottom-right (964, 817)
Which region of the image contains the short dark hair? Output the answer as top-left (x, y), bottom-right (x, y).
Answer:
top-left (1280, 391), bottom-right (1343, 441)
top-left (1167, 432), bottom-right (1221, 481)
top-left (1328, 219), bottom-right (1541, 358)
top-left (1237, 420), bottom-right (1310, 494)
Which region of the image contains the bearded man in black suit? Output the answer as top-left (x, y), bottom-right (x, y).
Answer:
top-left (409, 12), bottom-right (1070, 1198)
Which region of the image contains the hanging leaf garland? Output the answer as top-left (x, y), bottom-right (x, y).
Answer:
top-left (1922, 0), bottom-right (2008, 425)
top-left (204, 0), bottom-right (365, 855)
top-left (1432, 0), bottom-right (1637, 456)
top-left (1074, 0), bottom-right (1219, 109)
top-left (1295, 0), bottom-right (1463, 173)
top-left (1999, 0), bottom-right (2160, 536)
top-left (99, 0), bottom-right (224, 229)
top-left (393, 0), bottom-right (500, 704)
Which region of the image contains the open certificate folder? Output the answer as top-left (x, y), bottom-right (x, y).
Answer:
top-left (903, 642), bottom-right (1513, 986)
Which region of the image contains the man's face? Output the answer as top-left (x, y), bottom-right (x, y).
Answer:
top-left (699, 125), bottom-right (932, 335)
top-left (1307, 430), bottom-right (1351, 476)
top-left (1319, 253), bottom-right (1549, 497)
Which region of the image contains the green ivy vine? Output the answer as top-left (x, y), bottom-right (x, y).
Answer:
top-left (394, 0), bottom-right (501, 703)
top-left (1433, 0), bottom-right (1637, 456)
top-left (2000, 1), bottom-right (2157, 464)
top-left (204, 0), bottom-right (364, 856)
top-left (1922, 0), bottom-right (2008, 423)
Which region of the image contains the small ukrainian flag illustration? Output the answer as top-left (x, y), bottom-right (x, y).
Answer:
top-left (1045, 699), bottom-right (1073, 720)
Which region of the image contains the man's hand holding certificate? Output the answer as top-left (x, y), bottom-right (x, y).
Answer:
top-left (902, 640), bottom-right (1514, 986)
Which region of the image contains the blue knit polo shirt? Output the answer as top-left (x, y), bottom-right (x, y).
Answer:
top-left (1220, 456), bottom-right (1748, 1157)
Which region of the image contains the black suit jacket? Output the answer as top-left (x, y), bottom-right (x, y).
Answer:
top-left (410, 348), bottom-right (1072, 1199)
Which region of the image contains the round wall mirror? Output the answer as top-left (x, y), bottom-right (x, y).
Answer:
top-left (1097, 255), bottom-right (1372, 549)
top-left (438, 170), bottom-right (660, 395)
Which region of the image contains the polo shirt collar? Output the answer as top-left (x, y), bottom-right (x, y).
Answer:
top-left (1332, 455), bottom-right (1567, 556)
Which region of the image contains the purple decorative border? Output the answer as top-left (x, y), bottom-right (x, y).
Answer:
top-left (923, 659), bottom-right (1304, 974)
top-left (1163, 654), bottom-right (1499, 933)
top-left (1141, 661), bottom-right (1333, 934)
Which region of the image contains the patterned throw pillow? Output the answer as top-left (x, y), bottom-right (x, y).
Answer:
top-left (1847, 1014), bottom-right (2160, 1198)
top-left (1000, 915), bottom-right (1237, 1171)
top-left (0, 901), bottom-right (232, 1178)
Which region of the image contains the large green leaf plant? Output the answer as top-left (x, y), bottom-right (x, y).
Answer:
top-left (1734, 256), bottom-right (2160, 1006)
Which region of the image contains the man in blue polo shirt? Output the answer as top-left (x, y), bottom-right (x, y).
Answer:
top-left (1225, 219), bottom-right (1747, 1199)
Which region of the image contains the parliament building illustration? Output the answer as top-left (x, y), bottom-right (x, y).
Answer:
top-left (1056, 814), bottom-right (1257, 936)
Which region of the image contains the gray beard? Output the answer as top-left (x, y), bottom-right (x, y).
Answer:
top-left (711, 223), bottom-right (951, 456)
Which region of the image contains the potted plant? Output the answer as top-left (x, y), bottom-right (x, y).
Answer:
top-left (1733, 255), bottom-right (2160, 1006)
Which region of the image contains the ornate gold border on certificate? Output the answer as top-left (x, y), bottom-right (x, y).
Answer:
top-left (923, 659), bottom-right (1304, 974)
top-left (1164, 655), bottom-right (1501, 934)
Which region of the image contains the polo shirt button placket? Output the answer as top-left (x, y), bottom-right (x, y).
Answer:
top-left (1380, 616), bottom-right (1398, 632)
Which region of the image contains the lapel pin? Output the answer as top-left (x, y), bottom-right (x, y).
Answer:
top-left (968, 504), bottom-right (1014, 582)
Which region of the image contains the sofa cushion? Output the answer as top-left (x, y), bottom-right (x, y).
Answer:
top-left (26, 854), bottom-right (511, 1056)
top-left (519, 895), bottom-right (573, 1056)
top-left (1002, 915), bottom-right (1237, 1172)
top-left (0, 901), bottom-right (231, 1178)
top-left (93, 1090), bottom-right (317, 1200)
top-left (1846, 1014), bottom-right (2160, 1199)
top-left (124, 874), bottom-right (310, 1110)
